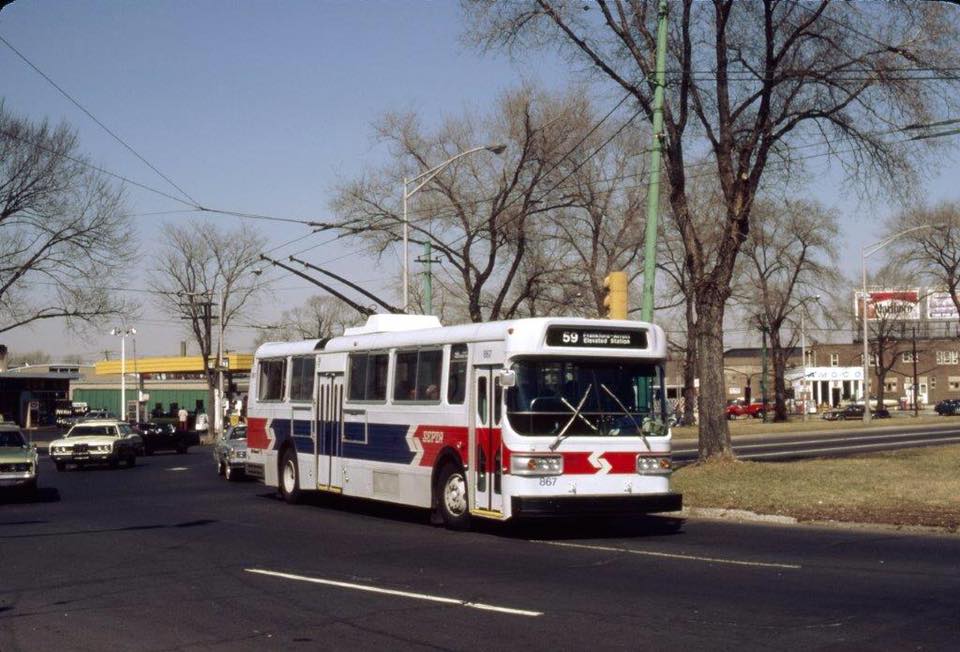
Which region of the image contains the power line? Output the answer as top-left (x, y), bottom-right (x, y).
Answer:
top-left (0, 33), bottom-right (200, 206)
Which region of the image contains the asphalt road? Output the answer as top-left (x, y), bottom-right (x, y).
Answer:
top-left (2, 450), bottom-right (959, 650)
top-left (674, 422), bottom-right (960, 463)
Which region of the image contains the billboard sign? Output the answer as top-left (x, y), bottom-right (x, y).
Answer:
top-left (855, 289), bottom-right (920, 321)
top-left (926, 291), bottom-right (959, 320)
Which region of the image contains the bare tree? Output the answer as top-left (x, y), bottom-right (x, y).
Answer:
top-left (152, 220), bottom-right (268, 417)
top-left (888, 201), bottom-right (960, 317)
top-left (0, 103), bottom-right (135, 335)
top-left (253, 295), bottom-right (360, 347)
top-left (331, 85), bottom-right (597, 322)
top-left (736, 199), bottom-right (840, 420)
top-left (465, 0), bottom-right (960, 460)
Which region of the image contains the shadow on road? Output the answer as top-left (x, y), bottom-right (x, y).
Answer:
top-left (255, 490), bottom-right (685, 539)
top-left (0, 487), bottom-right (61, 505)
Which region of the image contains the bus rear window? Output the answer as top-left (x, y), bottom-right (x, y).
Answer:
top-left (258, 359), bottom-right (286, 402)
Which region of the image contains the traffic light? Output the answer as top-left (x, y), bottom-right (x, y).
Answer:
top-left (602, 271), bottom-right (628, 319)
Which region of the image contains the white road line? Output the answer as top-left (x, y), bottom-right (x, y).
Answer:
top-left (166, 467), bottom-right (189, 471)
top-left (732, 431), bottom-right (960, 451)
top-left (244, 568), bottom-right (543, 617)
top-left (532, 540), bottom-right (801, 570)
top-left (740, 436), bottom-right (960, 459)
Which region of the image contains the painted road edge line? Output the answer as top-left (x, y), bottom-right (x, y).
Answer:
top-left (244, 568), bottom-right (543, 617)
top-left (532, 540), bottom-right (801, 570)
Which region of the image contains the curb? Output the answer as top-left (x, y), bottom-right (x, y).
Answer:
top-left (677, 506), bottom-right (959, 536)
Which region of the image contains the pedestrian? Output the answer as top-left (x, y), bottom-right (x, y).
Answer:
top-left (178, 406), bottom-right (188, 432)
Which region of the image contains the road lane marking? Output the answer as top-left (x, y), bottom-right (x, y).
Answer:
top-left (739, 436), bottom-right (960, 459)
top-left (532, 540), bottom-right (801, 570)
top-left (166, 467), bottom-right (189, 471)
top-left (244, 568), bottom-right (543, 617)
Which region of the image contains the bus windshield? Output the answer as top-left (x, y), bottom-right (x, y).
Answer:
top-left (505, 358), bottom-right (668, 437)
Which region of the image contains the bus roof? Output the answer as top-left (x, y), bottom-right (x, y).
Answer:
top-left (322, 315), bottom-right (667, 359)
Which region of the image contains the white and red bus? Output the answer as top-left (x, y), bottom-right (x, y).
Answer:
top-left (245, 314), bottom-right (680, 528)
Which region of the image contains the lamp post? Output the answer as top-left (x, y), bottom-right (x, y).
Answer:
top-left (402, 143), bottom-right (506, 313)
top-left (860, 225), bottom-right (937, 422)
top-left (110, 326), bottom-right (136, 421)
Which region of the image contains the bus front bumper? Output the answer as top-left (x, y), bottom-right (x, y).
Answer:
top-left (511, 492), bottom-right (682, 518)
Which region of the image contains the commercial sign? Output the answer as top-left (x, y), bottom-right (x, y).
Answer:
top-left (926, 291), bottom-right (959, 320)
top-left (855, 289), bottom-right (920, 321)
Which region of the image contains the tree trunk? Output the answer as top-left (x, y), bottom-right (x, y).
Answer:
top-left (769, 328), bottom-right (789, 422)
top-left (695, 294), bottom-right (733, 460)
top-left (682, 297), bottom-right (698, 426)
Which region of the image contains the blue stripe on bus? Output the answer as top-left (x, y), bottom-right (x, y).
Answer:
top-left (270, 417), bottom-right (413, 465)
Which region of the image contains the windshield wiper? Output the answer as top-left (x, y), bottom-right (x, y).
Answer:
top-left (549, 384), bottom-right (595, 451)
top-left (600, 383), bottom-right (649, 449)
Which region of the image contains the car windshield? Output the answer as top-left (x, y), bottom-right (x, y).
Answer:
top-left (505, 358), bottom-right (668, 437)
top-left (67, 425), bottom-right (117, 437)
top-left (229, 427), bottom-right (247, 440)
top-left (0, 430), bottom-right (26, 447)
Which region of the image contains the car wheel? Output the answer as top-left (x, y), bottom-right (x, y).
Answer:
top-left (436, 463), bottom-right (470, 530)
top-left (126, 453), bottom-right (136, 468)
top-left (176, 445), bottom-right (187, 454)
top-left (144, 446), bottom-right (153, 456)
top-left (55, 461), bottom-right (66, 472)
top-left (279, 447), bottom-right (300, 504)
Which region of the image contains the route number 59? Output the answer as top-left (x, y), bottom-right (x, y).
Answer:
top-left (562, 332), bottom-right (579, 344)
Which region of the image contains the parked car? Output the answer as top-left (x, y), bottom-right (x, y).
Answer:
top-left (213, 424), bottom-right (247, 481)
top-left (934, 399), bottom-right (960, 416)
top-left (48, 420), bottom-right (138, 470)
top-left (0, 424), bottom-right (38, 494)
top-left (137, 422), bottom-right (198, 455)
top-left (725, 400), bottom-right (768, 420)
top-left (822, 404), bottom-right (891, 421)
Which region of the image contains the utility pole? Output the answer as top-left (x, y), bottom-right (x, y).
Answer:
top-left (417, 241), bottom-right (442, 315)
top-left (912, 326), bottom-right (919, 417)
top-left (639, 0), bottom-right (669, 322)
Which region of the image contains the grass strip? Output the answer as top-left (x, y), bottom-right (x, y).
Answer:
top-left (672, 445), bottom-right (960, 531)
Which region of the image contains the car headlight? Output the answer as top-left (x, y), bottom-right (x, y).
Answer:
top-left (229, 450), bottom-right (246, 459)
top-left (637, 456), bottom-right (672, 474)
top-left (511, 454), bottom-right (562, 476)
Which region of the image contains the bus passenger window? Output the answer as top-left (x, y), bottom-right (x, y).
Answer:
top-left (477, 376), bottom-right (488, 425)
top-left (448, 344), bottom-right (468, 404)
top-left (290, 356), bottom-right (315, 402)
top-left (417, 350), bottom-right (442, 401)
top-left (368, 353), bottom-right (389, 401)
top-left (394, 351), bottom-right (418, 401)
top-left (347, 354), bottom-right (367, 400)
top-left (257, 359), bottom-right (286, 401)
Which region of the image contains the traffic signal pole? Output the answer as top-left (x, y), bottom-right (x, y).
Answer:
top-left (639, 0), bottom-right (669, 322)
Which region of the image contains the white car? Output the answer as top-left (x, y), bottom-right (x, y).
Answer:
top-left (0, 424), bottom-right (38, 493)
top-left (48, 420), bottom-right (139, 471)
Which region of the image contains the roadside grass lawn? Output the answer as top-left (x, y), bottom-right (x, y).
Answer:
top-left (672, 445), bottom-right (960, 531)
top-left (671, 414), bottom-right (956, 441)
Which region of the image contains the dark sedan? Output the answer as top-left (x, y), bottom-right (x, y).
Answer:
top-left (822, 404), bottom-right (891, 421)
top-left (137, 422), bottom-right (199, 455)
top-left (934, 399), bottom-right (960, 416)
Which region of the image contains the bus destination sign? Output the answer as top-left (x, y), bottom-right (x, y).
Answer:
top-left (545, 326), bottom-right (647, 349)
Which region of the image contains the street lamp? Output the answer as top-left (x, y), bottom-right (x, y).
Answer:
top-left (860, 225), bottom-right (937, 422)
top-left (401, 143), bottom-right (507, 313)
top-left (110, 326), bottom-right (136, 422)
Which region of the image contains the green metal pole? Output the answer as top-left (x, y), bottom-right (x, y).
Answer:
top-left (640, 0), bottom-right (669, 322)
top-left (423, 241), bottom-right (432, 315)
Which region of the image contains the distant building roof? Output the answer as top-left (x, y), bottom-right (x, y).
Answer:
top-left (0, 370), bottom-right (79, 381)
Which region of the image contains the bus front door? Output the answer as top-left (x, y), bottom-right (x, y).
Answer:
top-left (316, 372), bottom-right (344, 492)
top-left (471, 367), bottom-right (503, 516)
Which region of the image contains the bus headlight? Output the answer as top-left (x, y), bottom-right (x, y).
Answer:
top-left (511, 454), bottom-right (563, 476)
top-left (637, 456), bottom-right (671, 474)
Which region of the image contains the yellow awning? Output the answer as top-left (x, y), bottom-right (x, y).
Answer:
top-left (95, 353), bottom-right (253, 375)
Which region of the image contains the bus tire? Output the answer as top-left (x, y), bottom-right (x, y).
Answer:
top-left (279, 447), bottom-right (301, 504)
top-left (437, 463), bottom-right (470, 530)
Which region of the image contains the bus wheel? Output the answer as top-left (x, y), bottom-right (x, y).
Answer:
top-left (280, 448), bottom-right (301, 504)
top-left (437, 463), bottom-right (470, 530)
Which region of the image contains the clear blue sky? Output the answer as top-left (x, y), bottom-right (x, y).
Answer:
top-left (1, 1), bottom-right (956, 360)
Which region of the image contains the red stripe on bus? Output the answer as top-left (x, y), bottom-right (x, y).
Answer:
top-left (247, 417), bottom-right (270, 449)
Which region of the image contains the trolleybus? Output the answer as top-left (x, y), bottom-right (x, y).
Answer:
top-left (245, 314), bottom-right (681, 528)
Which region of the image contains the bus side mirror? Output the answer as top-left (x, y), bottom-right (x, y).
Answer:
top-left (499, 370), bottom-right (517, 387)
